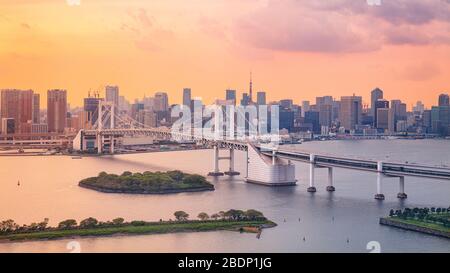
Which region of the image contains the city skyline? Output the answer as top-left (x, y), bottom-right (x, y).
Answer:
top-left (1, 1), bottom-right (449, 108)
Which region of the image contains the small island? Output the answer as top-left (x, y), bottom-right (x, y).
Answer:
top-left (380, 206), bottom-right (450, 239)
top-left (0, 209), bottom-right (276, 242)
top-left (79, 170), bottom-right (214, 194)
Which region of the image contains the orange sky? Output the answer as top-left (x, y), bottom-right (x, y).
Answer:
top-left (0, 0), bottom-right (449, 109)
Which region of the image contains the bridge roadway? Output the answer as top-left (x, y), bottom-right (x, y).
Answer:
top-left (260, 148), bottom-right (450, 181)
top-left (84, 128), bottom-right (450, 181)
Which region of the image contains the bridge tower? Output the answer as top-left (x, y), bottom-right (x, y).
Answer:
top-left (96, 101), bottom-right (116, 154)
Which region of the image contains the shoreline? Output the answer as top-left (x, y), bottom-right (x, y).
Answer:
top-left (0, 220), bottom-right (276, 243)
top-left (379, 217), bottom-right (450, 239)
top-left (78, 183), bottom-right (215, 194)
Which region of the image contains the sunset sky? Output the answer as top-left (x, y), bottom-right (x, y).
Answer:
top-left (0, 0), bottom-right (449, 108)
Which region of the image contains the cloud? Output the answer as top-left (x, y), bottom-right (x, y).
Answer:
top-left (401, 61), bottom-right (441, 81)
top-left (231, 0), bottom-right (450, 53)
top-left (121, 8), bottom-right (174, 52)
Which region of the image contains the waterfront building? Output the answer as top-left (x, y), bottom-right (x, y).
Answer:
top-left (47, 89), bottom-right (67, 133)
top-left (339, 95), bottom-right (362, 131)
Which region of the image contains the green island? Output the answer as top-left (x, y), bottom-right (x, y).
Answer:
top-left (79, 170), bottom-right (214, 194)
top-left (380, 207), bottom-right (450, 239)
top-left (0, 209), bottom-right (276, 242)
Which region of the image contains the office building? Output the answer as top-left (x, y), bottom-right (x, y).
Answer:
top-left (47, 89), bottom-right (67, 133)
top-left (183, 88), bottom-right (192, 107)
top-left (340, 95), bottom-right (362, 131)
top-left (257, 92), bottom-right (266, 105)
top-left (370, 88), bottom-right (383, 117)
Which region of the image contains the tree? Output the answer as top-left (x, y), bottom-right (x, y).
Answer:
top-left (174, 211), bottom-right (189, 221)
top-left (218, 211), bottom-right (226, 219)
top-left (224, 209), bottom-right (245, 220)
top-left (244, 209), bottom-right (265, 220)
top-left (80, 217), bottom-right (99, 228)
top-left (37, 218), bottom-right (49, 230)
top-left (389, 209), bottom-right (395, 217)
top-left (58, 219), bottom-right (78, 229)
top-left (197, 212), bottom-right (209, 221)
top-left (0, 219), bottom-right (18, 233)
top-left (112, 218), bottom-right (125, 225)
top-left (121, 171), bottom-right (132, 176)
top-left (210, 213), bottom-right (220, 220)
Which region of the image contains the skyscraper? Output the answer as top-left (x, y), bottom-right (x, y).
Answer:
top-left (183, 88), bottom-right (192, 107)
top-left (301, 101), bottom-right (310, 117)
top-left (226, 89), bottom-right (236, 105)
top-left (47, 89), bottom-right (67, 133)
top-left (105, 86), bottom-right (119, 107)
top-left (438, 94), bottom-right (449, 107)
top-left (257, 92), bottom-right (266, 105)
top-left (84, 96), bottom-right (102, 127)
top-left (1, 89), bottom-right (20, 133)
top-left (154, 92), bottom-right (169, 112)
top-left (340, 95), bottom-right (362, 131)
top-left (374, 99), bottom-right (389, 128)
top-left (371, 88), bottom-right (383, 117)
top-left (0, 89), bottom-right (34, 133)
top-left (32, 93), bottom-right (40, 124)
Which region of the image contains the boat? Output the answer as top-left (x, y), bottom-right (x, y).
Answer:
top-left (71, 156), bottom-right (82, 159)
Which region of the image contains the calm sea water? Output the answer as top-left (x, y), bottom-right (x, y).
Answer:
top-left (0, 139), bottom-right (449, 253)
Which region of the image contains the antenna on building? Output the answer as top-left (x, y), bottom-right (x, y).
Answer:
top-left (249, 71), bottom-right (253, 102)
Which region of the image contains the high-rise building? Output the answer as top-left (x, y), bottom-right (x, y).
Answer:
top-left (84, 96), bottom-right (102, 127)
top-left (301, 101), bottom-right (310, 117)
top-left (370, 88), bottom-right (383, 117)
top-left (143, 110), bottom-right (157, 128)
top-left (1, 89), bottom-right (34, 133)
top-left (390, 100), bottom-right (407, 131)
top-left (319, 104), bottom-right (332, 127)
top-left (316, 96), bottom-right (333, 108)
top-left (1, 89), bottom-right (20, 133)
top-left (257, 92), bottom-right (266, 105)
top-left (32, 93), bottom-right (40, 124)
top-left (376, 108), bottom-right (389, 131)
top-left (105, 86), bottom-right (119, 108)
top-left (47, 89), bottom-right (67, 133)
top-left (154, 92), bottom-right (169, 112)
top-left (438, 94), bottom-right (449, 107)
top-left (304, 110), bottom-right (320, 133)
top-left (240, 93), bottom-right (250, 106)
top-left (183, 88), bottom-right (192, 107)
top-left (279, 99), bottom-right (293, 109)
top-left (340, 95), bottom-right (362, 131)
top-left (226, 89), bottom-right (236, 105)
top-left (374, 99), bottom-right (389, 128)
top-left (413, 101), bottom-right (425, 114)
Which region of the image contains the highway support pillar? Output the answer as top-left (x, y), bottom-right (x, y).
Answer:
top-left (225, 148), bottom-right (240, 176)
top-left (308, 154), bottom-right (317, 193)
top-left (208, 145), bottom-right (224, 177)
top-left (326, 167), bottom-right (335, 192)
top-left (397, 176), bottom-right (407, 199)
top-left (375, 161), bottom-right (385, 200)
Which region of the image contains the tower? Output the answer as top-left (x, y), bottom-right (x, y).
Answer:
top-left (249, 72), bottom-right (253, 103)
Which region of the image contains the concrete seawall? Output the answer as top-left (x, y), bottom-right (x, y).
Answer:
top-left (380, 218), bottom-right (450, 239)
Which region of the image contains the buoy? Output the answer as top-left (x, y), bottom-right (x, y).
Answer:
top-left (17, 181), bottom-right (20, 186)
top-left (303, 237), bottom-right (306, 241)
